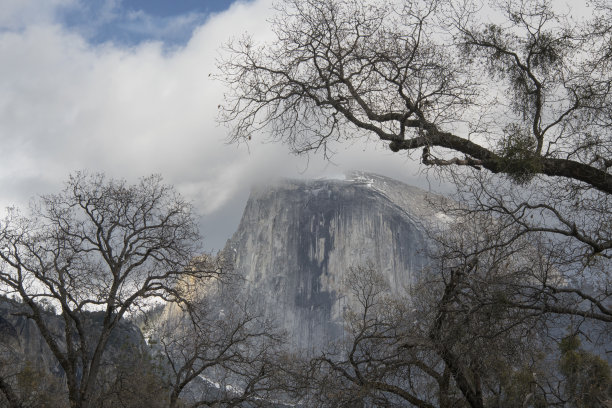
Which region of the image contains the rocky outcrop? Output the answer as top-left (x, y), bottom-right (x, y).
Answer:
top-left (0, 300), bottom-right (64, 379)
top-left (0, 299), bottom-right (147, 386)
top-left (225, 172), bottom-right (444, 350)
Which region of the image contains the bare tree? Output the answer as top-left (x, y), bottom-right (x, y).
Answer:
top-left (299, 258), bottom-right (588, 408)
top-left (219, 0), bottom-right (611, 194)
top-left (414, 211), bottom-right (611, 407)
top-left (0, 172), bottom-right (217, 408)
top-left (147, 274), bottom-right (285, 408)
top-left (305, 265), bottom-right (445, 408)
top-left (218, 0), bottom-right (612, 266)
top-left (218, 2), bottom-right (612, 404)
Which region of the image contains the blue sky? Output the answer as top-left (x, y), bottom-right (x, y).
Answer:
top-left (122, 0), bottom-right (237, 16)
top-left (56, 0), bottom-right (252, 47)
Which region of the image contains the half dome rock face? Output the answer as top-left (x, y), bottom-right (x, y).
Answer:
top-left (225, 172), bottom-right (440, 350)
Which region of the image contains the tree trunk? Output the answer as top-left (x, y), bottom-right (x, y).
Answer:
top-left (169, 387), bottom-right (181, 408)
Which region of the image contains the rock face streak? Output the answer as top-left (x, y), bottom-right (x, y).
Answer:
top-left (225, 173), bottom-right (440, 350)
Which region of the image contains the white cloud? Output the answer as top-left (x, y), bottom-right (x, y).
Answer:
top-left (0, 0), bottom-right (434, 249)
top-left (0, 0), bottom-right (76, 30)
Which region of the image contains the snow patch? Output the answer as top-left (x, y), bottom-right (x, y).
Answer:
top-left (435, 212), bottom-right (453, 223)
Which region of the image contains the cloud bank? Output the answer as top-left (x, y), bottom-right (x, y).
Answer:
top-left (0, 0), bottom-right (432, 250)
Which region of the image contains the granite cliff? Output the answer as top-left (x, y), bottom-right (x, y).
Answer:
top-left (224, 172), bottom-right (444, 350)
top-left (0, 298), bottom-right (147, 400)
